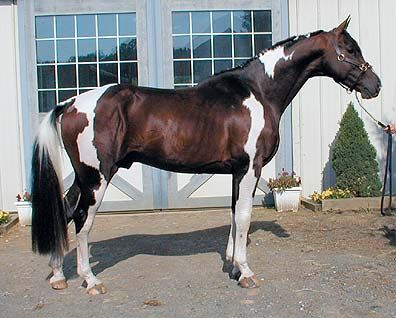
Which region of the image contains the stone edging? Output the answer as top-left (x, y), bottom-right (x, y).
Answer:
top-left (301, 196), bottom-right (386, 212)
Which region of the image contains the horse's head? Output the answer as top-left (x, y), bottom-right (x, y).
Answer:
top-left (322, 16), bottom-right (381, 99)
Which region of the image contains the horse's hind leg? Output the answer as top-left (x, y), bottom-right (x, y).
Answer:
top-left (49, 254), bottom-right (67, 289)
top-left (74, 178), bottom-right (108, 295)
top-left (48, 182), bottom-right (81, 290)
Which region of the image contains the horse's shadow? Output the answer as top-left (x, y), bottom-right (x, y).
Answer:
top-left (63, 220), bottom-right (290, 280)
top-left (381, 225), bottom-right (396, 246)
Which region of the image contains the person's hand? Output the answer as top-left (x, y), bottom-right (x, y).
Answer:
top-left (385, 124), bottom-right (396, 134)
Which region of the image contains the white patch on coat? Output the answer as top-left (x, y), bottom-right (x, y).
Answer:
top-left (258, 46), bottom-right (294, 79)
top-left (242, 94), bottom-right (265, 164)
top-left (229, 93), bottom-right (265, 278)
top-left (74, 84), bottom-right (117, 169)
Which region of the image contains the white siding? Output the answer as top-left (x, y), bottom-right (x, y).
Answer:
top-left (289, 0), bottom-right (396, 197)
top-left (0, 4), bottom-right (24, 211)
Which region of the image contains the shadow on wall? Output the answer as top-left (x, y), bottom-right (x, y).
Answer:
top-left (322, 115), bottom-right (396, 194)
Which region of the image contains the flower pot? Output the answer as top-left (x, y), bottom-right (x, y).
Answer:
top-left (273, 187), bottom-right (302, 212)
top-left (14, 201), bottom-right (32, 226)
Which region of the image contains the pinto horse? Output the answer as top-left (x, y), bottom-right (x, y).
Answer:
top-left (31, 17), bottom-right (381, 295)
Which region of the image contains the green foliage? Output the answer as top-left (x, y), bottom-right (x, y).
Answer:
top-left (268, 169), bottom-right (301, 192)
top-left (332, 102), bottom-right (381, 197)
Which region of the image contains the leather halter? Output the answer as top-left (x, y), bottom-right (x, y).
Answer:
top-left (334, 45), bottom-right (372, 94)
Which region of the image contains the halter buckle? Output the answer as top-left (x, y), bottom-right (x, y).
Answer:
top-left (337, 54), bottom-right (345, 62)
top-left (359, 63), bottom-right (369, 72)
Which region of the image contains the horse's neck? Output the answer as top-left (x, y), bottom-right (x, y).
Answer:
top-left (244, 39), bottom-right (324, 116)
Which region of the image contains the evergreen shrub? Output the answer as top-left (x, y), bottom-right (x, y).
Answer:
top-left (332, 102), bottom-right (381, 197)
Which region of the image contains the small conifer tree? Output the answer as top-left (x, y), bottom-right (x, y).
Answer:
top-left (332, 102), bottom-right (381, 197)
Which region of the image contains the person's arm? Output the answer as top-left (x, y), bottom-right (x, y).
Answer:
top-left (386, 124), bottom-right (396, 134)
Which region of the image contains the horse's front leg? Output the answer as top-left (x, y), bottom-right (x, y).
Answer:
top-left (49, 254), bottom-right (67, 290)
top-left (227, 169), bottom-right (260, 288)
top-left (75, 180), bottom-right (107, 295)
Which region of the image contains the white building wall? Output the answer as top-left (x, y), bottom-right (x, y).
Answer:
top-left (0, 3), bottom-right (24, 211)
top-left (289, 0), bottom-right (396, 197)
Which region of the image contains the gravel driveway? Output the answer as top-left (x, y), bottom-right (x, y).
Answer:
top-left (0, 208), bottom-right (395, 318)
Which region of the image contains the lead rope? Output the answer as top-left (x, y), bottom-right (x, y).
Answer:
top-left (354, 93), bottom-right (395, 215)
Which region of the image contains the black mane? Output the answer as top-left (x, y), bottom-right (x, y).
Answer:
top-left (208, 30), bottom-right (325, 78)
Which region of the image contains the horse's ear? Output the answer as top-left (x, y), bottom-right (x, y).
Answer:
top-left (334, 15), bottom-right (351, 34)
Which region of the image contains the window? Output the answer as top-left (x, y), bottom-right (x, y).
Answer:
top-left (35, 13), bottom-right (137, 112)
top-left (172, 10), bottom-right (272, 87)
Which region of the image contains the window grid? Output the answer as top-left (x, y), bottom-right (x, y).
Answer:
top-left (35, 13), bottom-right (138, 112)
top-left (172, 10), bottom-right (272, 88)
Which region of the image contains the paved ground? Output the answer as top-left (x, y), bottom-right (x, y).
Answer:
top-left (0, 208), bottom-right (396, 318)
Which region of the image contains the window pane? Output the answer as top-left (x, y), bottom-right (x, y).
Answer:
top-left (254, 34), bottom-right (272, 54)
top-left (172, 12), bottom-right (190, 34)
top-left (57, 39), bottom-right (75, 63)
top-left (78, 39), bottom-right (96, 62)
top-left (56, 15), bottom-right (74, 38)
top-left (36, 40), bottom-right (55, 64)
top-left (213, 35), bottom-right (231, 58)
top-left (234, 35), bottom-right (252, 58)
top-left (213, 11), bottom-right (231, 33)
top-left (253, 11), bottom-right (271, 32)
top-left (99, 63), bottom-right (118, 85)
top-left (173, 36), bottom-right (190, 59)
top-left (214, 60), bottom-right (232, 73)
top-left (79, 89), bottom-right (93, 94)
top-left (233, 11), bottom-right (251, 33)
top-left (120, 37), bottom-right (137, 61)
top-left (98, 14), bottom-right (117, 36)
top-left (119, 13), bottom-right (136, 36)
top-left (78, 64), bottom-right (97, 87)
top-left (120, 62), bottom-right (138, 85)
top-left (193, 35), bottom-right (211, 58)
top-left (37, 65), bottom-right (55, 89)
top-left (58, 90), bottom-right (76, 103)
top-left (36, 16), bottom-right (54, 39)
top-left (99, 38), bottom-right (117, 61)
top-left (38, 90), bottom-right (56, 112)
top-left (193, 60), bottom-right (211, 83)
top-left (77, 15), bottom-right (96, 37)
top-left (192, 11), bottom-right (210, 33)
top-left (58, 65), bottom-right (76, 88)
top-left (174, 61), bottom-right (191, 84)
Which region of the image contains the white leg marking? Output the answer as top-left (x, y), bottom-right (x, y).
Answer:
top-left (258, 46), bottom-right (294, 79)
top-left (231, 93), bottom-right (265, 279)
top-left (226, 210), bottom-right (235, 261)
top-left (49, 255), bottom-right (66, 284)
top-left (76, 177), bottom-right (107, 291)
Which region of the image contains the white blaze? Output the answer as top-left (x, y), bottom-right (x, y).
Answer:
top-left (258, 46), bottom-right (294, 79)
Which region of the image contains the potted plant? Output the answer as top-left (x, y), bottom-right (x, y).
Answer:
top-left (268, 170), bottom-right (302, 212)
top-left (15, 191), bottom-right (32, 226)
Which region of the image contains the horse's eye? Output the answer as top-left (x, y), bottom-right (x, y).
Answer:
top-left (347, 47), bottom-right (354, 54)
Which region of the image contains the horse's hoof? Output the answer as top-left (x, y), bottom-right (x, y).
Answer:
top-left (51, 279), bottom-right (68, 290)
top-left (238, 275), bottom-right (260, 289)
top-left (87, 283), bottom-right (107, 296)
